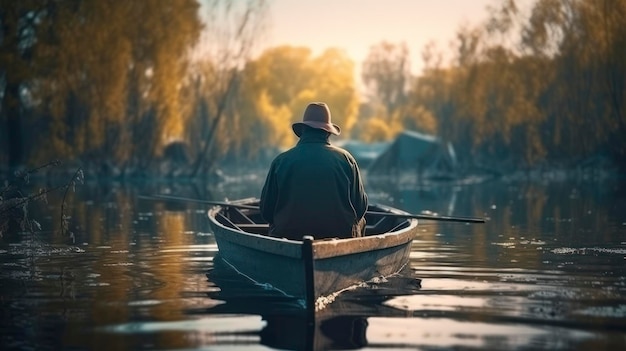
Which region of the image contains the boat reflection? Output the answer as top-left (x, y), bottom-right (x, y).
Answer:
top-left (260, 313), bottom-right (368, 350)
top-left (201, 254), bottom-right (421, 350)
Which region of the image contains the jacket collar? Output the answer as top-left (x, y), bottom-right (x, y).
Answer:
top-left (297, 133), bottom-right (331, 145)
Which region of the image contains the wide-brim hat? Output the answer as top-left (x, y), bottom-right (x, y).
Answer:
top-left (292, 102), bottom-right (341, 137)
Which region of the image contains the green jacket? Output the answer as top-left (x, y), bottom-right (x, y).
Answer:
top-left (260, 131), bottom-right (368, 240)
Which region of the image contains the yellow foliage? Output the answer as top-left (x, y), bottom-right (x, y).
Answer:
top-left (257, 92), bottom-right (295, 149)
top-left (402, 105), bottom-right (438, 134)
top-left (235, 45), bottom-right (359, 151)
top-left (23, 0), bottom-right (202, 164)
top-left (359, 117), bottom-right (396, 143)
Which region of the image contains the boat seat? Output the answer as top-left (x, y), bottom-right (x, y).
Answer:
top-left (224, 207), bottom-right (255, 224)
top-left (365, 213), bottom-right (404, 235)
top-left (236, 223), bottom-right (269, 235)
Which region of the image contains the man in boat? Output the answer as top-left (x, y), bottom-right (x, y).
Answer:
top-left (260, 102), bottom-right (368, 240)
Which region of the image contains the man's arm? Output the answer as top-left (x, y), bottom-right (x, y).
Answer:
top-left (349, 156), bottom-right (368, 219)
top-left (259, 163), bottom-right (277, 224)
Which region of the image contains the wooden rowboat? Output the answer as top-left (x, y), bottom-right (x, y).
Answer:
top-left (207, 198), bottom-right (419, 311)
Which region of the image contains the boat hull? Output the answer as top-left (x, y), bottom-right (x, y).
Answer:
top-left (208, 199), bottom-right (419, 308)
top-left (213, 231), bottom-right (307, 298)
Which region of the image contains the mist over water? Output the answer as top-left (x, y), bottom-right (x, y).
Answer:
top-left (1, 174), bottom-right (625, 350)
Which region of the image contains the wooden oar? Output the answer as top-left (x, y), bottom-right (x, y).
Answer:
top-left (366, 210), bottom-right (485, 223)
top-left (139, 194), bottom-right (486, 223)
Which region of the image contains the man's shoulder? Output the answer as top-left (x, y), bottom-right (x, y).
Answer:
top-left (284, 142), bottom-right (355, 161)
top-left (271, 146), bottom-right (298, 163)
top-left (328, 144), bottom-right (356, 159)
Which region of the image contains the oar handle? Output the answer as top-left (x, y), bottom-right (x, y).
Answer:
top-left (366, 210), bottom-right (485, 223)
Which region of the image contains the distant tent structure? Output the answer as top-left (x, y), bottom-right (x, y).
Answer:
top-left (367, 130), bottom-right (457, 181)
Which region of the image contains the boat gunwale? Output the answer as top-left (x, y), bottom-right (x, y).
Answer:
top-left (207, 201), bottom-right (419, 260)
top-left (312, 223), bottom-right (417, 259)
top-left (209, 206), bottom-right (303, 259)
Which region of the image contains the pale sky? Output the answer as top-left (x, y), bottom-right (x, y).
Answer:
top-left (262, 0), bottom-right (504, 75)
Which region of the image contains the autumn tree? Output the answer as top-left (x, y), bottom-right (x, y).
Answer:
top-left (407, 0), bottom-right (626, 169)
top-left (445, 1), bottom-right (548, 166)
top-left (0, 1), bottom-right (50, 168)
top-left (362, 41), bottom-right (411, 123)
top-left (186, 0), bottom-right (270, 176)
top-left (232, 45), bottom-right (359, 154)
top-left (0, 0), bottom-right (203, 174)
top-left (522, 0), bottom-right (626, 161)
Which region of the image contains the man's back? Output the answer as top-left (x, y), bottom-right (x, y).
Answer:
top-left (260, 129), bottom-right (367, 240)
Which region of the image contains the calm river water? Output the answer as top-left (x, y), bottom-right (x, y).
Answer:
top-left (1, 172), bottom-right (625, 350)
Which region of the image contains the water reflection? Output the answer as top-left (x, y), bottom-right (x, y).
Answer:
top-left (365, 316), bottom-right (593, 349)
top-left (198, 255), bottom-right (421, 350)
top-left (1, 177), bottom-right (625, 350)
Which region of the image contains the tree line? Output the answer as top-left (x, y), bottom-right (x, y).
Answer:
top-left (1, 0), bottom-right (624, 178)
top-left (361, 0), bottom-right (625, 171)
